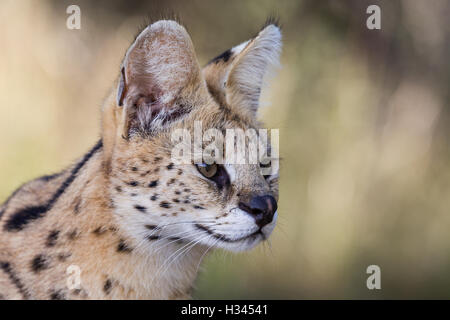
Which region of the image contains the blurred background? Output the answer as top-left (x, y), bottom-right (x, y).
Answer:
top-left (1, 0), bottom-right (449, 299)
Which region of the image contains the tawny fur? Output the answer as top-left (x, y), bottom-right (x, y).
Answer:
top-left (0, 20), bottom-right (281, 300)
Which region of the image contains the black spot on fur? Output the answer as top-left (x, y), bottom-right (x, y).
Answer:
top-left (74, 198), bottom-right (81, 214)
top-left (150, 194), bottom-right (158, 201)
top-left (167, 178), bottom-right (176, 185)
top-left (183, 188), bottom-right (191, 193)
top-left (109, 198), bottom-right (116, 209)
top-left (145, 224), bottom-right (158, 230)
top-left (193, 205), bottom-right (205, 210)
top-left (31, 254), bottom-right (49, 273)
top-left (50, 289), bottom-right (65, 300)
top-left (68, 229), bottom-right (79, 240)
top-left (117, 239), bottom-right (132, 253)
top-left (127, 181), bottom-right (138, 187)
top-left (3, 140), bottom-right (103, 232)
top-left (103, 279), bottom-right (112, 295)
top-left (154, 157), bottom-right (162, 163)
top-left (159, 201), bottom-right (171, 209)
top-left (72, 288), bottom-right (82, 296)
top-left (130, 193), bottom-right (137, 197)
top-left (147, 235), bottom-right (160, 241)
top-left (93, 226), bottom-right (107, 236)
top-left (172, 198), bottom-right (180, 203)
top-left (208, 49), bottom-right (232, 64)
top-left (134, 204), bottom-right (147, 213)
top-left (46, 230), bottom-right (60, 247)
top-left (148, 180), bottom-right (158, 188)
top-left (57, 253), bottom-right (71, 262)
top-left (175, 190), bottom-right (181, 195)
top-left (177, 169), bottom-right (183, 175)
top-left (167, 163), bottom-right (174, 170)
top-left (131, 167), bottom-right (138, 172)
top-left (140, 170), bottom-right (151, 177)
top-left (115, 186), bottom-right (122, 193)
top-left (0, 261), bottom-right (30, 299)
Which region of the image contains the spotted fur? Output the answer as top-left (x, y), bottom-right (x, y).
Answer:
top-left (0, 20), bottom-right (281, 299)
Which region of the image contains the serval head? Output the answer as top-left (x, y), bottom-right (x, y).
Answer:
top-left (101, 20), bottom-right (281, 252)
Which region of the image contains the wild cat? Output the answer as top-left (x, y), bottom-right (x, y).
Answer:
top-left (0, 19), bottom-right (281, 299)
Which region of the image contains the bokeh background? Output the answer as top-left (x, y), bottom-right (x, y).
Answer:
top-left (1, 0), bottom-right (449, 299)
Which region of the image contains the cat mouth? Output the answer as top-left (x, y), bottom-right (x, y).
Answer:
top-left (195, 223), bottom-right (263, 243)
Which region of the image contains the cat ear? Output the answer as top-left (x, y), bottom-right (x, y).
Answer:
top-left (203, 23), bottom-right (282, 116)
top-left (116, 20), bottom-right (206, 138)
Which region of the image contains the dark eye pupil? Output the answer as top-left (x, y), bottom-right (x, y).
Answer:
top-left (260, 161), bottom-right (271, 168)
top-left (260, 160), bottom-right (272, 179)
top-left (196, 164), bottom-right (230, 190)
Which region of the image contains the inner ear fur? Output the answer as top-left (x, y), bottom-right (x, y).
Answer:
top-left (115, 20), bottom-right (207, 138)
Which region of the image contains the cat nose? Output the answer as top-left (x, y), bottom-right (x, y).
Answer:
top-left (239, 195), bottom-right (277, 228)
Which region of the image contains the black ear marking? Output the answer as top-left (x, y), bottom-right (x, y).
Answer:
top-left (208, 49), bottom-right (232, 65)
top-left (117, 67), bottom-right (127, 107)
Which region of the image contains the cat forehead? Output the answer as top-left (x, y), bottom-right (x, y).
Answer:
top-left (184, 101), bottom-right (259, 130)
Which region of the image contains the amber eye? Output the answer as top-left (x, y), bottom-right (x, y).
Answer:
top-left (196, 163), bottom-right (218, 178)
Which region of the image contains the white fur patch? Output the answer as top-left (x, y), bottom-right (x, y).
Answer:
top-left (231, 40), bottom-right (250, 55)
top-left (224, 164), bottom-right (236, 183)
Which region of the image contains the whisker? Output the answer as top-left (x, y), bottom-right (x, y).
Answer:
top-left (195, 237), bottom-right (220, 275)
top-left (149, 233), bottom-right (211, 287)
top-left (151, 229), bottom-right (204, 253)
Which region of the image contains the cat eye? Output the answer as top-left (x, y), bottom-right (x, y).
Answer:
top-left (196, 163), bottom-right (218, 178)
top-left (196, 163), bottom-right (230, 190)
top-left (260, 160), bottom-right (272, 179)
